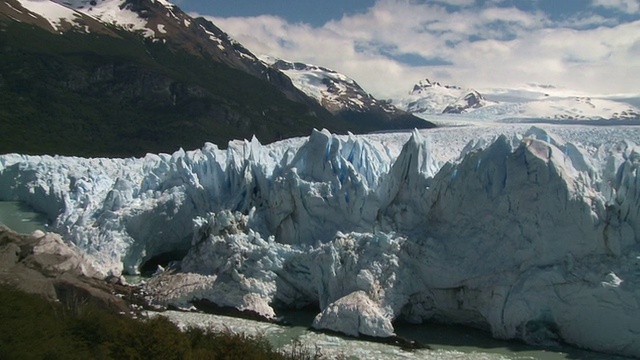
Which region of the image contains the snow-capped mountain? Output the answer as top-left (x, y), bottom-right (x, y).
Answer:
top-left (470, 95), bottom-right (640, 121)
top-left (395, 79), bottom-right (640, 121)
top-left (2, 0), bottom-right (269, 78)
top-left (0, 0), bottom-right (432, 157)
top-left (267, 57), bottom-right (394, 114)
top-left (2, 0), bottom-right (432, 124)
top-left (265, 57), bottom-right (433, 131)
top-left (441, 89), bottom-right (495, 114)
top-left (394, 78), bottom-right (495, 114)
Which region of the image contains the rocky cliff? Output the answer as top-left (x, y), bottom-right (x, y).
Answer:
top-left (0, 225), bottom-right (138, 313)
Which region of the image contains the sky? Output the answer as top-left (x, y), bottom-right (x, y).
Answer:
top-left (178, 0), bottom-right (640, 100)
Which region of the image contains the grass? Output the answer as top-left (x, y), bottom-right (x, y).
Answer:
top-left (0, 284), bottom-right (328, 360)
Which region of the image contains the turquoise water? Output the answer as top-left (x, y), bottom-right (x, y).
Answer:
top-left (0, 201), bottom-right (49, 234)
top-left (394, 322), bottom-right (627, 360)
top-left (276, 310), bottom-right (631, 360)
top-left (159, 310), bottom-right (633, 360)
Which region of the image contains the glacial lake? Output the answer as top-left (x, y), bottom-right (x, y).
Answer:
top-left (0, 201), bottom-right (632, 360)
top-left (0, 201), bottom-right (49, 234)
top-left (155, 309), bottom-right (633, 360)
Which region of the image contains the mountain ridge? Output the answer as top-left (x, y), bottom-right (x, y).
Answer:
top-left (267, 57), bottom-right (432, 133)
top-left (0, 0), bottom-right (433, 157)
top-left (395, 78), bottom-right (640, 121)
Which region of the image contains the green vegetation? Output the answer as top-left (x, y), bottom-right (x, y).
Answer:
top-left (0, 20), bottom-right (347, 157)
top-left (0, 284), bottom-right (325, 359)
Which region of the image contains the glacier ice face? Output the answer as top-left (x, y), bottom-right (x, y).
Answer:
top-left (1, 125), bottom-right (640, 358)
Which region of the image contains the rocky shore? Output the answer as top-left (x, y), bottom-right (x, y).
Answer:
top-left (0, 225), bottom-right (143, 315)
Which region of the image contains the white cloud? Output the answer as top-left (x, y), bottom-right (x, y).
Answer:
top-left (201, 0), bottom-right (640, 99)
top-left (557, 14), bottom-right (620, 29)
top-left (429, 0), bottom-right (476, 6)
top-left (593, 0), bottom-right (640, 14)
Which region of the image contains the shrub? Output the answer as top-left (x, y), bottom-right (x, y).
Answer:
top-left (0, 285), bottom-right (327, 359)
top-left (187, 327), bottom-right (276, 360)
top-left (0, 285), bottom-right (90, 359)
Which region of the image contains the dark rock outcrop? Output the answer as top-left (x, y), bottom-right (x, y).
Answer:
top-left (442, 90), bottom-right (489, 114)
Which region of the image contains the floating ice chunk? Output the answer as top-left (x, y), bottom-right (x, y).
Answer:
top-left (313, 291), bottom-right (395, 337)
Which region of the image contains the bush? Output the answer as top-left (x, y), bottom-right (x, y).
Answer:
top-left (0, 285), bottom-right (325, 360)
top-left (187, 327), bottom-right (278, 360)
top-left (0, 285), bottom-right (90, 359)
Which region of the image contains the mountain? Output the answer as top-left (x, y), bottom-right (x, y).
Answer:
top-left (0, 0), bottom-right (433, 158)
top-left (395, 79), bottom-right (640, 121)
top-left (394, 78), bottom-right (494, 114)
top-left (441, 89), bottom-right (494, 114)
top-left (478, 85), bottom-right (640, 121)
top-left (266, 57), bottom-right (433, 133)
top-left (471, 95), bottom-right (640, 121)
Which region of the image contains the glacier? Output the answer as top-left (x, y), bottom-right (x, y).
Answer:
top-left (1, 125), bottom-right (640, 357)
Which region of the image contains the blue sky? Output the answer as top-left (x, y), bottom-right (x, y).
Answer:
top-left (177, 0), bottom-right (375, 26)
top-left (183, 0), bottom-right (640, 98)
top-left (181, 0), bottom-right (638, 25)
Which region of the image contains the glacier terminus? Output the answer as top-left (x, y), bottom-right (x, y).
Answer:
top-left (1, 124), bottom-right (640, 358)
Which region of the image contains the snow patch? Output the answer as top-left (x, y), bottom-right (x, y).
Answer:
top-left (17, 0), bottom-right (81, 30)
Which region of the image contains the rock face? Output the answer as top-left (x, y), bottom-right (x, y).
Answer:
top-left (1, 127), bottom-right (640, 358)
top-left (442, 90), bottom-right (491, 113)
top-left (0, 226), bottom-right (133, 313)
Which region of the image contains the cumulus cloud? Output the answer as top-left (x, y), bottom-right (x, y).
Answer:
top-left (200, 0), bottom-right (640, 98)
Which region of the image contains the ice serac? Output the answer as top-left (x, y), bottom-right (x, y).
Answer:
top-left (1, 127), bottom-right (640, 358)
top-left (263, 129), bottom-right (383, 246)
top-left (377, 129), bottom-right (440, 230)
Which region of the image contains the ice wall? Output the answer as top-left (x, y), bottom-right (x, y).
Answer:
top-left (1, 127), bottom-right (639, 357)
